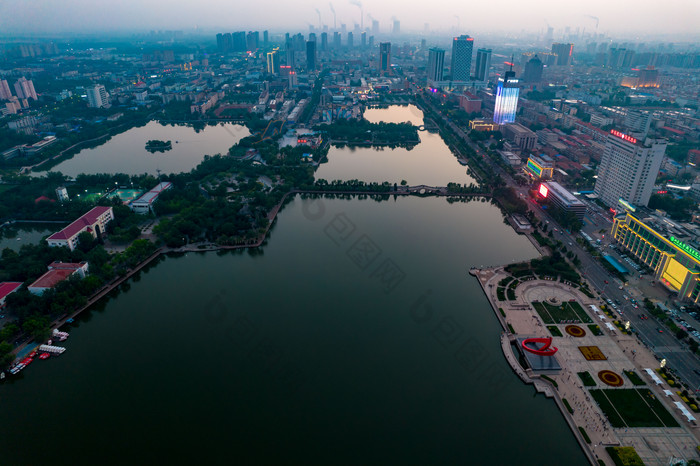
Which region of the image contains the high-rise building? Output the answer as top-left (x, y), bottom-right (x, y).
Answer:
top-left (246, 31), bottom-right (259, 51)
top-left (286, 40), bottom-right (296, 69)
top-left (347, 32), bottom-right (353, 48)
top-left (263, 30), bottom-right (269, 46)
top-left (551, 43), bottom-right (574, 66)
top-left (361, 32), bottom-right (366, 48)
top-left (427, 48), bottom-right (445, 83)
top-left (379, 42), bottom-right (391, 72)
top-left (493, 65), bottom-right (519, 125)
top-left (321, 32), bottom-right (328, 51)
top-left (232, 32), bottom-right (246, 52)
top-left (0, 79), bottom-right (12, 100)
top-left (333, 32), bottom-right (341, 49)
top-left (306, 40), bottom-right (316, 71)
top-left (372, 20), bottom-right (379, 35)
top-left (451, 35), bottom-right (474, 82)
top-left (14, 77), bottom-right (37, 100)
top-left (393, 20), bottom-right (400, 35)
top-left (594, 130), bottom-right (667, 207)
top-left (86, 84), bottom-right (109, 108)
top-left (638, 67), bottom-right (659, 88)
top-left (473, 48), bottom-right (492, 82)
top-left (266, 50), bottom-right (280, 74)
top-left (522, 54), bottom-right (544, 83)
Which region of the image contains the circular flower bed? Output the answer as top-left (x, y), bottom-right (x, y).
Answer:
top-left (598, 370), bottom-right (624, 387)
top-left (565, 325), bottom-right (586, 338)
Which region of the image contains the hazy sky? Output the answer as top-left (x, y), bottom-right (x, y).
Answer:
top-left (1, 0), bottom-right (699, 38)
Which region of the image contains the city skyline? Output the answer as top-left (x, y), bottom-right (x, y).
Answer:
top-left (1, 0), bottom-right (699, 37)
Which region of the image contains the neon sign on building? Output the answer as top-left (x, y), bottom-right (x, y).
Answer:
top-left (669, 236), bottom-right (700, 262)
top-left (493, 80), bottom-right (519, 125)
top-left (539, 184), bottom-right (549, 197)
top-left (610, 129), bottom-right (637, 144)
top-left (527, 159), bottom-right (542, 176)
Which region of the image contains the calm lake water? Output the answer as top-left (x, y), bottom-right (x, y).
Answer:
top-left (0, 224), bottom-right (58, 252)
top-left (0, 196), bottom-right (586, 465)
top-left (315, 105), bottom-right (476, 186)
top-left (36, 121), bottom-right (249, 177)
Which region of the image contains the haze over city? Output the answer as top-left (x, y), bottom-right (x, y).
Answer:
top-left (1, 0), bottom-right (699, 37)
top-left (1, 0), bottom-right (700, 464)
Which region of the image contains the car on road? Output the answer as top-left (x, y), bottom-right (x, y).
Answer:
top-left (657, 327), bottom-right (664, 333)
top-left (604, 280), bottom-right (609, 284)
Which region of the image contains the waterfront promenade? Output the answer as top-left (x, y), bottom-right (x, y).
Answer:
top-left (473, 266), bottom-right (700, 465)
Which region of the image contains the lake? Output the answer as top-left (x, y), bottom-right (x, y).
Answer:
top-left (0, 196), bottom-right (586, 465)
top-left (0, 223), bottom-right (59, 252)
top-left (315, 105), bottom-right (476, 186)
top-left (36, 121), bottom-right (250, 177)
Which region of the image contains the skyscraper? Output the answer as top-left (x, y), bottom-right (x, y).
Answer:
top-left (361, 32), bottom-right (366, 48)
top-left (86, 84), bottom-right (109, 108)
top-left (0, 79), bottom-right (12, 100)
top-left (286, 40), bottom-right (296, 69)
top-left (473, 48), bottom-right (492, 82)
top-left (522, 55), bottom-right (544, 83)
top-left (594, 130), bottom-right (667, 207)
top-left (266, 50), bottom-right (280, 74)
top-left (427, 48), bottom-right (445, 83)
top-left (306, 40), bottom-right (316, 71)
top-left (379, 42), bottom-right (391, 72)
top-left (321, 32), bottom-right (328, 51)
top-left (551, 43), bottom-right (574, 66)
top-left (333, 32), bottom-right (341, 49)
top-left (392, 20), bottom-right (400, 35)
top-left (14, 77), bottom-right (37, 100)
top-left (451, 35), bottom-right (474, 82)
top-left (493, 65), bottom-right (519, 125)
top-left (372, 20), bottom-right (379, 35)
top-left (347, 32), bottom-right (353, 48)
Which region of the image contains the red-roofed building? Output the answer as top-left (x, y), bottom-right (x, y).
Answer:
top-left (47, 206), bottom-right (113, 251)
top-left (27, 262), bottom-right (89, 295)
top-left (0, 282), bottom-right (22, 308)
top-left (34, 195), bottom-right (55, 204)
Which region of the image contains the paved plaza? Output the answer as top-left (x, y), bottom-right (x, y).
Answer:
top-left (475, 266), bottom-right (700, 466)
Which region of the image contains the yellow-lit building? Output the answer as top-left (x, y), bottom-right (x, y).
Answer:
top-left (524, 154), bottom-right (554, 179)
top-left (469, 119), bottom-right (498, 132)
top-left (612, 212), bottom-right (700, 302)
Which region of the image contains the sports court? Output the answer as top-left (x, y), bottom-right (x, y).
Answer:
top-left (108, 188), bottom-right (144, 205)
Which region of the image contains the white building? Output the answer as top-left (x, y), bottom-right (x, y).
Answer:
top-left (47, 206), bottom-right (114, 250)
top-left (594, 130), bottom-right (667, 208)
top-left (56, 186), bottom-right (69, 203)
top-left (130, 182), bottom-right (172, 214)
top-left (86, 84), bottom-right (110, 108)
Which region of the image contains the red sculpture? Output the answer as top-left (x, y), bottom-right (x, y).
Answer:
top-left (521, 337), bottom-right (558, 356)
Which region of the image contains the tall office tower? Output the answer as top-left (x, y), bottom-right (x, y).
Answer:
top-left (379, 42), bottom-right (391, 72)
top-left (216, 33), bottom-right (225, 52)
top-left (347, 32), bottom-right (353, 48)
top-left (493, 65), bottom-right (519, 125)
top-left (622, 49), bottom-right (636, 68)
top-left (473, 48), bottom-right (492, 81)
top-left (321, 32), bottom-right (328, 51)
top-left (594, 131), bottom-right (667, 207)
top-left (14, 77), bottom-right (37, 100)
top-left (86, 84), bottom-right (109, 108)
top-left (420, 39), bottom-right (427, 50)
top-left (606, 48), bottom-right (625, 68)
top-left (427, 48), bottom-right (445, 83)
top-left (0, 79), bottom-right (12, 100)
top-left (233, 31), bottom-right (246, 51)
top-left (522, 54), bottom-right (544, 83)
top-left (361, 32), bottom-right (366, 48)
top-left (624, 110), bottom-right (653, 138)
top-left (306, 40), bottom-right (316, 71)
top-left (309, 33), bottom-right (317, 42)
top-left (551, 43), bottom-right (574, 65)
top-left (372, 20), bottom-right (379, 35)
top-left (451, 35), bottom-right (474, 82)
top-left (545, 26), bottom-right (554, 45)
top-left (333, 32), bottom-right (341, 49)
top-left (266, 50), bottom-right (280, 74)
top-left (368, 36), bottom-right (374, 48)
top-left (286, 40), bottom-right (296, 69)
top-left (393, 20), bottom-right (400, 35)
top-left (263, 30), bottom-right (269, 46)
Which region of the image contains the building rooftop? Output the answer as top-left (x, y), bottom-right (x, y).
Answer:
top-left (543, 181), bottom-right (585, 207)
top-left (0, 282), bottom-right (23, 300)
top-left (132, 182), bottom-right (172, 206)
top-left (48, 206), bottom-right (112, 241)
top-left (29, 269), bottom-right (76, 290)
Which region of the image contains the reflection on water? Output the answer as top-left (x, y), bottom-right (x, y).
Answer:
top-left (315, 105), bottom-right (475, 186)
top-left (36, 121), bottom-right (250, 177)
top-left (0, 224), bottom-right (58, 252)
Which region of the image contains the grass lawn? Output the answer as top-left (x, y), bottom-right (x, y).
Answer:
top-left (587, 324), bottom-right (604, 336)
top-left (497, 287), bottom-right (506, 301)
top-left (606, 446), bottom-right (644, 466)
top-left (578, 371), bottom-right (597, 387)
top-left (623, 370), bottom-right (646, 386)
top-left (591, 389), bottom-right (679, 428)
top-left (567, 301), bottom-right (593, 323)
top-left (547, 326), bottom-right (563, 337)
top-left (532, 302), bottom-right (554, 324)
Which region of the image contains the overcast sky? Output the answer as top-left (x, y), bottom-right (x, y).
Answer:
top-left (1, 0), bottom-right (698, 38)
